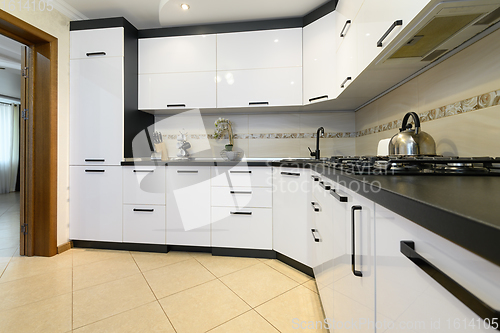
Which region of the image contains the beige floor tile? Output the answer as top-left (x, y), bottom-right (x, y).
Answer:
top-left (144, 258), bottom-right (216, 299)
top-left (0, 262), bottom-right (7, 277)
top-left (0, 251), bottom-right (73, 283)
top-left (72, 248), bottom-right (131, 267)
top-left (195, 254), bottom-right (260, 277)
top-left (73, 273), bottom-right (156, 329)
top-left (73, 254), bottom-right (140, 291)
top-left (0, 293), bottom-right (72, 333)
top-left (303, 279), bottom-right (319, 294)
top-left (131, 250), bottom-right (193, 272)
top-left (73, 301), bottom-right (175, 333)
top-left (256, 285), bottom-right (328, 333)
top-left (208, 310), bottom-right (279, 333)
top-left (0, 267), bottom-right (72, 311)
top-left (159, 279), bottom-right (251, 333)
top-left (0, 247), bottom-right (16, 264)
top-left (263, 259), bottom-right (312, 284)
top-left (220, 263), bottom-right (299, 308)
top-left (0, 236), bottom-right (19, 250)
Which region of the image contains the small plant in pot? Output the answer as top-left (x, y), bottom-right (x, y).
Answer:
top-left (214, 118), bottom-right (234, 151)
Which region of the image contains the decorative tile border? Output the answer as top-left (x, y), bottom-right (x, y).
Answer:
top-left (163, 132), bottom-right (357, 140)
top-left (357, 89), bottom-right (500, 137)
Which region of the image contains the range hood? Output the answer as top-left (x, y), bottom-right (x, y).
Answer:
top-left (382, 0), bottom-right (500, 64)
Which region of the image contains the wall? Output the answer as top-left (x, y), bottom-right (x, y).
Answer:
top-left (355, 28), bottom-right (500, 157)
top-left (3, 5), bottom-right (71, 246)
top-left (0, 70), bottom-right (20, 99)
top-left (154, 111), bottom-right (356, 159)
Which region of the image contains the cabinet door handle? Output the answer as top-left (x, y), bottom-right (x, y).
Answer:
top-left (351, 205), bottom-right (363, 277)
top-left (281, 172), bottom-right (300, 177)
top-left (230, 211), bottom-right (252, 215)
top-left (133, 208), bottom-right (155, 212)
top-left (167, 104), bottom-right (186, 108)
top-left (86, 52), bottom-right (106, 57)
top-left (340, 20), bottom-right (352, 37)
top-left (85, 159), bottom-right (105, 162)
top-left (177, 170), bottom-right (198, 173)
top-left (230, 170), bottom-right (252, 174)
top-left (134, 170), bottom-right (154, 173)
top-left (309, 95), bottom-right (328, 103)
top-left (311, 175), bottom-right (320, 181)
top-left (400, 241), bottom-right (500, 322)
top-left (230, 191), bottom-right (252, 194)
top-left (249, 102), bottom-right (269, 106)
top-left (330, 189), bottom-right (348, 202)
top-left (311, 201), bottom-right (320, 212)
top-left (341, 77), bottom-right (352, 88)
top-left (311, 229), bottom-right (320, 243)
top-left (319, 181), bottom-right (331, 191)
top-left (85, 170), bottom-right (105, 173)
top-left (377, 20), bottom-right (403, 47)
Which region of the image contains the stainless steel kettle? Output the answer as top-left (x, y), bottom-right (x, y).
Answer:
top-left (389, 112), bottom-right (436, 156)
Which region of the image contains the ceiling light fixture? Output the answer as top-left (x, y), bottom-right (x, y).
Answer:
top-left (181, 4), bottom-right (190, 10)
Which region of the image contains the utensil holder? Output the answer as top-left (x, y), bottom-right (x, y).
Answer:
top-left (154, 142), bottom-right (168, 161)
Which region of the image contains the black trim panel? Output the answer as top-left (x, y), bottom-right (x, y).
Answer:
top-left (303, 0), bottom-right (338, 27)
top-left (212, 247), bottom-right (276, 259)
top-left (168, 245), bottom-right (212, 253)
top-left (72, 240), bottom-right (168, 253)
top-left (70, 17), bottom-right (131, 31)
top-left (276, 252), bottom-right (314, 277)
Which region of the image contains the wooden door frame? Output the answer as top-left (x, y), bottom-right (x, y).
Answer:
top-left (0, 10), bottom-right (58, 257)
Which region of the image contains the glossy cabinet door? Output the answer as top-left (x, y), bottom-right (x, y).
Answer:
top-left (138, 71), bottom-right (217, 110)
top-left (217, 28), bottom-right (302, 70)
top-left (70, 57), bottom-right (124, 166)
top-left (211, 167), bottom-right (273, 188)
top-left (217, 67), bottom-right (302, 108)
top-left (166, 166), bottom-right (211, 246)
top-left (336, 21), bottom-right (358, 94)
top-left (303, 11), bottom-right (339, 104)
top-left (211, 187), bottom-right (272, 208)
top-left (138, 34), bottom-right (216, 74)
top-left (123, 166), bottom-right (166, 205)
top-left (69, 166), bottom-right (122, 242)
top-left (335, 0), bottom-right (364, 50)
top-left (123, 205), bottom-right (166, 244)
top-left (70, 27), bottom-right (124, 60)
top-left (376, 204), bottom-right (500, 332)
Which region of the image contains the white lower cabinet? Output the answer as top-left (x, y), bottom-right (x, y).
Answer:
top-left (211, 166), bottom-right (273, 188)
top-left (69, 166), bottom-right (123, 242)
top-left (123, 205), bottom-right (166, 244)
top-left (166, 166), bottom-right (211, 246)
top-left (123, 166), bottom-right (166, 205)
top-left (211, 187), bottom-right (272, 208)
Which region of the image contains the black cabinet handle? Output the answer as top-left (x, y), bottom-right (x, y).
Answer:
top-left (249, 102), bottom-right (269, 106)
top-left (309, 95), bottom-right (328, 103)
top-left (134, 170), bottom-right (154, 173)
top-left (341, 77), bottom-right (352, 88)
top-left (330, 189), bottom-right (348, 202)
top-left (230, 191), bottom-right (252, 194)
top-left (133, 208), bottom-right (154, 212)
top-left (230, 170), bottom-right (252, 174)
top-left (311, 229), bottom-right (320, 243)
top-left (85, 159), bottom-right (105, 162)
top-left (401, 241), bottom-right (500, 323)
top-left (319, 181), bottom-right (331, 191)
top-left (377, 20), bottom-right (403, 47)
top-left (351, 205), bottom-right (363, 277)
top-left (311, 175), bottom-right (320, 181)
top-left (167, 104), bottom-right (186, 108)
top-left (340, 20), bottom-right (352, 37)
top-left (281, 172), bottom-right (300, 177)
top-left (230, 211), bottom-right (252, 215)
top-left (177, 170), bottom-right (198, 173)
top-left (86, 52), bottom-right (106, 57)
top-left (311, 201), bottom-right (320, 212)
top-left (85, 170), bottom-right (105, 173)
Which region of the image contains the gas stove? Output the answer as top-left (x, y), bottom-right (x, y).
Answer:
top-left (326, 156), bottom-right (500, 176)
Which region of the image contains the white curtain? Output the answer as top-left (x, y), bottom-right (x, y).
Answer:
top-left (0, 103), bottom-right (20, 194)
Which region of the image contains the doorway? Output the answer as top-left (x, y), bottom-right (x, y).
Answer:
top-left (0, 10), bottom-right (58, 257)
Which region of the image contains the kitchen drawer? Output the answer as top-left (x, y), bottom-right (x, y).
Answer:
top-left (211, 187), bottom-right (272, 208)
top-left (211, 207), bottom-right (272, 250)
top-left (211, 167), bottom-right (272, 188)
top-left (70, 28), bottom-right (124, 60)
top-left (123, 166), bottom-right (166, 205)
top-left (123, 205), bottom-right (166, 244)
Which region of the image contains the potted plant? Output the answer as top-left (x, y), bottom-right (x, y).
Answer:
top-left (214, 118), bottom-right (234, 151)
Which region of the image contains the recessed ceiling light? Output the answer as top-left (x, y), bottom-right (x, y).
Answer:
top-left (181, 4), bottom-right (190, 10)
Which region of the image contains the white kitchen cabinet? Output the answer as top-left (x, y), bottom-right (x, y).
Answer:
top-left (303, 11), bottom-right (339, 104)
top-left (123, 205), bottom-right (166, 244)
top-left (376, 204), bottom-right (500, 332)
top-left (211, 207), bottom-right (272, 250)
top-left (335, 0), bottom-right (364, 50)
top-left (211, 166), bottom-right (273, 188)
top-left (217, 28), bottom-right (302, 70)
top-left (336, 21), bottom-right (359, 93)
top-left (138, 35), bottom-right (216, 74)
top-left (123, 166), bottom-right (166, 205)
top-left (166, 166), bottom-right (211, 246)
top-left (70, 56), bottom-right (124, 166)
top-left (69, 166), bottom-right (123, 242)
top-left (70, 27), bottom-right (124, 60)
top-left (217, 67), bottom-right (302, 108)
top-left (211, 187), bottom-right (272, 208)
top-left (138, 71), bottom-right (217, 110)
top-left (273, 167), bottom-right (314, 266)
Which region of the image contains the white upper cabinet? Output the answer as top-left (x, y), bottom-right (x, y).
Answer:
top-left (138, 35), bottom-right (216, 74)
top-left (303, 11), bottom-right (339, 104)
top-left (70, 28), bottom-right (124, 60)
top-left (334, 0), bottom-right (364, 50)
top-left (217, 28), bottom-right (302, 70)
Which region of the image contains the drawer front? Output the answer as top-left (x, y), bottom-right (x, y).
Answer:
top-left (123, 205), bottom-right (166, 244)
top-left (211, 187), bottom-right (272, 208)
top-left (211, 207), bottom-right (272, 250)
top-left (70, 28), bottom-right (124, 59)
top-left (123, 166), bottom-right (166, 205)
top-left (211, 167), bottom-right (273, 187)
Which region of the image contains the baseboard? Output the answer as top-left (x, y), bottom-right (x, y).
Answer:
top-left (72, 240), bottom-right (168, 253)
top-left (212, 247), bottom-right (277, 259)
top-left (57, 241), bottom-right (73, 254)
top-left (275, 252), bottom-right (314, 278)
top-left (168, 245), bottom-right (212, 253)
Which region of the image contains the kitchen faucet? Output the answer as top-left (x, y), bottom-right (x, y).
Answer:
top-left (308, 127), bottom-right (325, 160)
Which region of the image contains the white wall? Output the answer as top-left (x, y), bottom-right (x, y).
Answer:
top-left (0, 70), bottom-right (21, 100)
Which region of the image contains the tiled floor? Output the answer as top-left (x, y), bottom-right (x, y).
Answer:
top-left (0, 193), bottom-right (327, 333)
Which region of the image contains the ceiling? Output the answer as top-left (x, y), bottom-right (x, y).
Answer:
top-left (59, 0), bottom-right (330, 30)
top-left (0, 34), bottom-right (22, 75)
